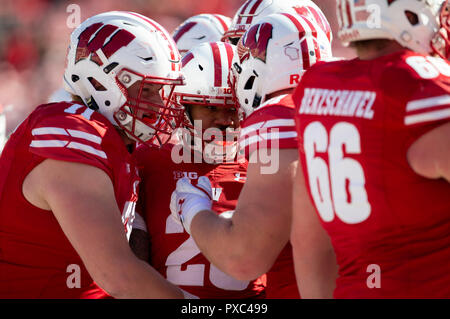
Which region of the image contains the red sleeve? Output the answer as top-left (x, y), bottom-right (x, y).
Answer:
top-left (28, 111), bottom-right (111, 175)
top-left (403, 79), bottom-right (450, 128)
top-left (380, 54), bottom-right (450, 148)
top-left (239, 96), bottom-right (297, 160)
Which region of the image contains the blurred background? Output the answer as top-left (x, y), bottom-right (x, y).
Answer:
top-left (0, 0), bottom-right (356, 134)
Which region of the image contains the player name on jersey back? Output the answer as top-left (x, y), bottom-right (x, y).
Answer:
top-left (298, 88), bottom-right (375, 120)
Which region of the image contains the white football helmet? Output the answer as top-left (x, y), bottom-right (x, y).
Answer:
top-left (229, 12), bottom-right (332, 117)
top-left (173, 41), bottom-right (239, 162)
top-left (172, 14), bottom-right (231, 56)
top-left (223, 0), bottom-right (332, 46)
top-left (64, 11), bottom-right (185, 147)
top-left (337, 0), bottom-right (449, 59)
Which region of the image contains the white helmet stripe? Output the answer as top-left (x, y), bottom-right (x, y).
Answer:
top-left (211, 42), bottom-right (230, 87)
top-left (295, 15), bottom-right (320, 67)
top-left (236, 0), bottom-right (252, 24)
top-left (216, 43), bottom-right (234, 88)
top-left (212, 14), bottom-right (229, 32)
top-left (210, 42), bottom-right (222, 87)
top-left (245, 0), bottom-right (264, 24)
top-left (281, 13), bottom-right (318, 70)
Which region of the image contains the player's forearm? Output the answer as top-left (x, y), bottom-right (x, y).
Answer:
top-left (291, 246), bottom-right (337, 298)
top-left (190, 209), bottom-right (272, 281)
top-left (97, 255), bottom-right (184, 299)
top-left (407, 122), bottom-right (450, 182)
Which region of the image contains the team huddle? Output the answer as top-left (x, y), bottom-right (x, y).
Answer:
top-left (0, 0), bottom-right (449, 299)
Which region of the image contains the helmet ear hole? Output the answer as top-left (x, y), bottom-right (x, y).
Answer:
top-left (405, 10), bottom-right (419, 26)
top-left (198, 64), bottom-right (204, 71)
top-left (244, 75), bottom-right (255, 90)
top-left (88, 77), bottom-right (107, 91)
top-left (71, 74), bottom-right (80, 82)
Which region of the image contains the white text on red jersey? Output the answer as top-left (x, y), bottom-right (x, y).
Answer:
top-left (298, 88), bottom-right (376, 120)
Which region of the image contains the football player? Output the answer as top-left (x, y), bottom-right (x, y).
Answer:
top-left (223, 0), bottom-right (332, 45)
top-left (172, 14), bottom-right (231, 56)
top-left (0, 11), bottom-right (188, 298)
top-left (132, 41), bottom-right (266, 299)
top-left (291, 0), bottom-right (450, 298)
top-left (170, 12), bottom-right (332, 298)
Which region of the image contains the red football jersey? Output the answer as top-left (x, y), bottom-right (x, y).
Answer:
top-left (239, 94), bottom-right (300, 299)
top-left (0, 102), bottom-right (139, 298)
top-left (293, 50), bottom-right (450, 298)
top-left (133, 143), bottom-right (266, 299)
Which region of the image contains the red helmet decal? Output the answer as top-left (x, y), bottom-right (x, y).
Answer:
top-left (238, 22), bottom-right (273, 64)
top-left (75, 23), bottom-right (135, 66)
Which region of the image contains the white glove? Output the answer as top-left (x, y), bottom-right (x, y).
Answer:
top-left (170, 176), bottom-right (213, 234)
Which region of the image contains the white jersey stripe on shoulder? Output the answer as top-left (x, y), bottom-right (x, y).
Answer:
top-left (64, 103), bottom-right (85, 114)
top-left (32, 127), bottom-right (102, 144)
top-left (30, 139), bottom-right (106, 159)
top-left (406, 95), bottom-right (450, 112)
top-left (239, 131), bottom-right (298, 148)
top-left (67, 129), bottom-right (102, 144)
top-left (30, 140), bottom-right (69, 148)
top-left (80, 108), bottom-right (94, 121)
top-left (262, 94), bottom-right (287, 107)
top-left (32, 127), bottom-right (68, 136)
top-left (404, 108), bottom-right (450, 125)
top-left (241, 119), bottom-right (295, 137)
top-left (67, 142), bottom-right (107, 159)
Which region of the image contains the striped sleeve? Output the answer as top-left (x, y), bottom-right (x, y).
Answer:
top-left (404, 94), bottom-right (450, 126)
top-left (238, 103), bottom-right (297, 160)
top-left (29, 112), bottom-right (110, 173)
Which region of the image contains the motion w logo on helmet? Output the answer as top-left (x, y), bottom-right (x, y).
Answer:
top-left (237, 22), bottom-right (273, 64)
top-left (75, 23), bottom-right (136, 65)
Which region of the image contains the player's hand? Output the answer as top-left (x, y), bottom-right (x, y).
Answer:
top-left (170, 176), bottom-right (213, 234)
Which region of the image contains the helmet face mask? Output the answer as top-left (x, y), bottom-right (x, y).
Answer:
top-left (172, 42), bottom-right (240, 162)
top-left (113, 68), bottom-right (185, 147)
top-left (64, 11), bottom-right (185, 147)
